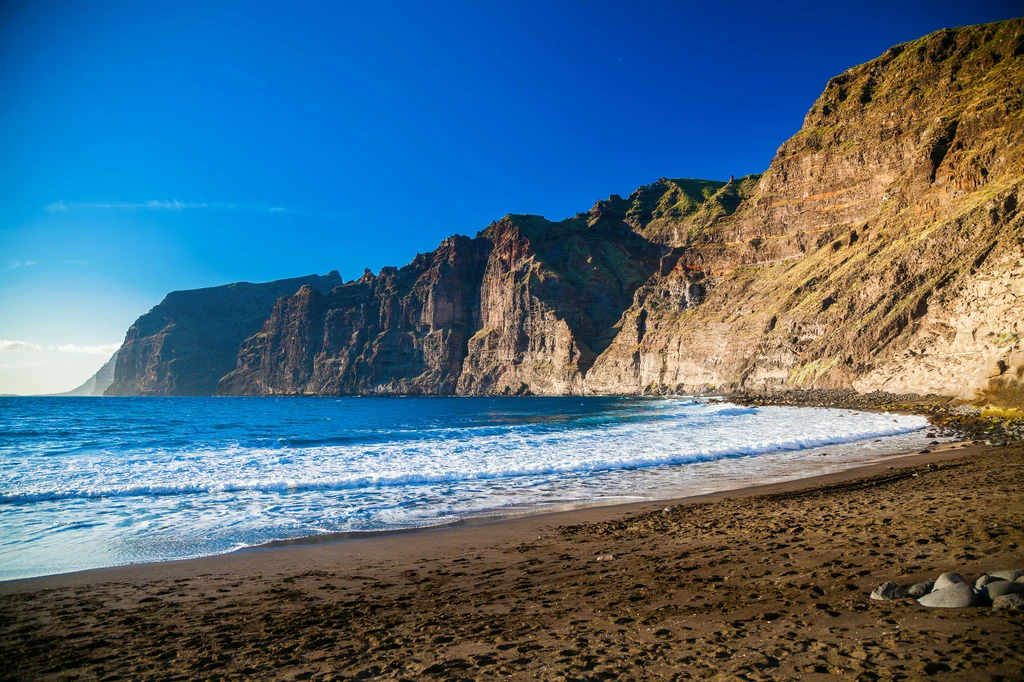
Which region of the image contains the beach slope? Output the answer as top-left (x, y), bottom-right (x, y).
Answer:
top-left (2, 443), bottom-right (1022, 680)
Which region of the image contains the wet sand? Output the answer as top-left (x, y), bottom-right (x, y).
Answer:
top-left (2, 441), bottom-right (1022, 680)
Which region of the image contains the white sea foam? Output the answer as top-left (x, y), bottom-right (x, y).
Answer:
top-left (0, 398), bottom-right (937, 580)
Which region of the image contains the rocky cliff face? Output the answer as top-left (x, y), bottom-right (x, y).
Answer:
top-left (112, 19), bottom-right (1024, 405)
top-left (106, 273), bottom-right (343, 396)
top-left (217, 214), bottom-right (664, 395)
top-left (586, 19), bottom-right (1024, 404)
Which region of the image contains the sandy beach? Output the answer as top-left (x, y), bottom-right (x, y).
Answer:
top-left (2, 441), bottom-right (1022, 681)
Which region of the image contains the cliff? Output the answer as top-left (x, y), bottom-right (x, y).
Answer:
top-left (106, 273), bottom-right (343, 395)
top-left (586, 19), bottom-right (1024, 404)
top-left (217, 214), bottom-right (665, 395)
top-left (112, 19), bottom-right (1024, 405)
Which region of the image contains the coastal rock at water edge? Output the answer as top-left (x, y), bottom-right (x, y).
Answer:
top-left (992, 594), bottom-right (1024, 611)
top-left (870, 582), bottom-right (905, 601)
top-left (984, 580), bottom-right (1024, 601)
top-left (918, 583), bottom-right (978, 608)
top-left (988, 569), bottom-right (1024, 581)
top-left (906, 581), bottom-right (934, 597)
top-left (933, 573), bottom-right (966, 591)
top-left (975, 575), bottom-right (1004, 590)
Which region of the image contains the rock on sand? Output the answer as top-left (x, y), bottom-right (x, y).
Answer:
top-left (870, 582), bottom-right (905, 601)
top-left (906, 581), bottom-right (934, 597)
top-left (975, 574), bottom-right (1003, 590)
top-left (992, 593), bottom-right (1024, 611)
top-left (918, 583), bottom-right (978, 608)
top-left (988, 569), bottom-right (1024, 581)
top-left (984, 580), bottom-right (1024, 600)
top-left (933, 572), bottom-right (966, 591)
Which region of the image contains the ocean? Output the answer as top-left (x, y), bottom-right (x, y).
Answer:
top-left (0, 396), bottom-right (934, 581)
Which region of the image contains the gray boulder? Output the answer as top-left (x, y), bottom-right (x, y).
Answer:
top-left (992, 593), bottom-right (1024, 611)
top-left (1018, 575), bottom-right (1024, 584)
top-left (918, 583), bottom-right (978, 608)
top-left (933, 572), bottom-right (966, 591)
top-left (988, 569), bottom-right (1024, 581)
top-left (906, 581), bottom-right (934, 597)
top-left (975, 575), bottom-right (1005, 590)
top-left (984, 580), bottom-right (1024, 601)
top-left (870, 582), bottom-right (905, 601)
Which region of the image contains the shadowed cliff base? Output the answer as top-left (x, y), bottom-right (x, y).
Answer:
top-left (108, 18), bottom-right (1024, 406)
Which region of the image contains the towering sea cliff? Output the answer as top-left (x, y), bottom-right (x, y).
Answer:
top-left (109, 19), bottom-right (1024, 404)
top-left (586, 19), bottom-right (1024, 403)
top-left (106, 273), bottom-right (343, 396)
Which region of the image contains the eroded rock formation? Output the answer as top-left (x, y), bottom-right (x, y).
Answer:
top-left (110, 19), bottom-right (1024, 404)
top-left (106, 273), bottom-right (343, 396)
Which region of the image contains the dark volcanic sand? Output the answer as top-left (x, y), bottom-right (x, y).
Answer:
top-left (1, 443), bottom-right (1022, 681)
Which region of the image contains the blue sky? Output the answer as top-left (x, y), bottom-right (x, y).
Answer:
top-left (2, 0), bottom-right (1021, 393)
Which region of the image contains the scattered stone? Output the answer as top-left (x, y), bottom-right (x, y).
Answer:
top-left (933, 572), bottom-right (966, 591)
top-left (870, 582), bottom-right (905, 601)
top-left (975, 574), bottom-right (1005, 590)
top-left (988, 569), bottom-right (1024, 581)
top-left (596, 555), bottom-right (616, 562)
top-left (984, 580), bottom-right (1024, 600)
top-left (926, 462), bottom-right (939, 471)
top-left (918, 583), bottom-right (978, 608)
top-left (1017, 575), bottom-right (1024, 584)
top-left (917, 449), bottom-right (931, 454)
top-left (992, 593), bottom-right (1024, 612)
top-left (906, 581), bottom-right (934, 597)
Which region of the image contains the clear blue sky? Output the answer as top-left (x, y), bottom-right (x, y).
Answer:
top-left (1, 0), bottom-right (1020, 393)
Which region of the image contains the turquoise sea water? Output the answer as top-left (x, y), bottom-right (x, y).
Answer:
top-left (0, 396), bottom-right (932, 580)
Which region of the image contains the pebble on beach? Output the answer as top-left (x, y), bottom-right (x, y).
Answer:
top-left (933, 572), bottom-right (966, 591)
top-left (983, 580), bottom-right (1024, 601)
top-left (870, 582), bottom-right (905, 601)
top-left (881, 568), bottom-right (1024, 611)
top-left (992, 594), bottom-right (1024, 612)
top-left (906, 581), bottom-right (934, 597)
top-left (917, 583), bottom-right (978, 608)
top-left (975, 574), bottom-right (1003, 590)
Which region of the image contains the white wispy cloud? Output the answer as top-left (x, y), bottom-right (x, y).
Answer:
top-left (9, 260), bottom-right (39, 268)
top-left (0, 340), bottom-right (119, 355)
top-left (45, 200), bottom-right (315, 215)
top-left (0, 340), bottom-right (43, 352)
top-left (51, 343), bottom-right (121, 355)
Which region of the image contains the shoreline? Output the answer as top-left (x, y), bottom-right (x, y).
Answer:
top-left (0, 438), bottom-right (976, 592)
top-left (251, 438), bottom-right (972, 550)
top-left (3, 440), bottom-right (1021, 680)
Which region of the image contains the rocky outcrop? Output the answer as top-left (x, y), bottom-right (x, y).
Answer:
top-left (217, 215), bottom-right (663, 395)
top-left (586, 19), bottom-right (1024, 404)
top-left (110, 19), bottom-right (1024, 405)
top-left (54, 351), bottom-right (118, 396)
top-left (106, 273), bottom-right (343, 396)
top-left (218, 238), bottom-right (491, 395)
